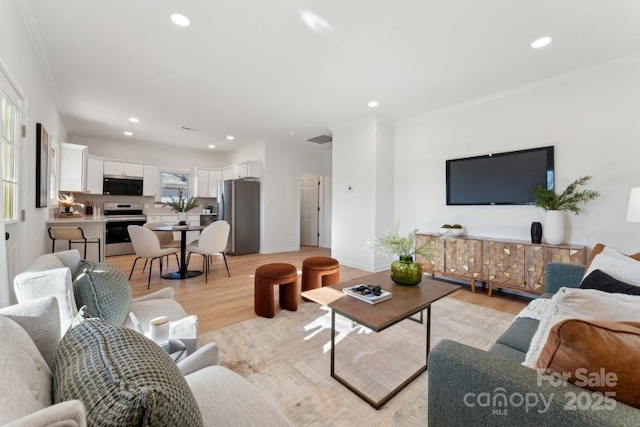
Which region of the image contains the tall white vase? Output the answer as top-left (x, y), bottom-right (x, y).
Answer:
top-left (543, 210), bottom-right (564, 245)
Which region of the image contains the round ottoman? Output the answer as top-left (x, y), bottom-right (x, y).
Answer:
top-left (301, 256), bottom-right (340, 292)
top-left (254, 263), bottom-right (299, 318)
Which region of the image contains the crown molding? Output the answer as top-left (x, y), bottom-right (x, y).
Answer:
top-left (403, 52), bottom-right (640, 124)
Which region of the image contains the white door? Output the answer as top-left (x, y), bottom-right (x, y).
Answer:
top-left (300, 173), bottom-right (319, 246)
top-left (1, 63), bottom-right (24, 307)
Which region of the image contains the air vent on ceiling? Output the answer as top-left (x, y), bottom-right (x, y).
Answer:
top-left (306, 134), bottom-right (332, 144)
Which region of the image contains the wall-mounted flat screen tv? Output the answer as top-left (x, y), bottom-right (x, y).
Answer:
top-left (446, 146), bottom-right (554, 205)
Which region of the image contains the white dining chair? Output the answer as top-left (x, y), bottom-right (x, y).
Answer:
top-left (186, 220), bottom-right (230, 283)
top-left (143, 222), bottom-right (180, 269)
top-left (128, 225), bottom-right (180, 289)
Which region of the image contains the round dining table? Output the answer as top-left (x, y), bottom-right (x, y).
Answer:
top-left (149, 224), bottom-right (206, 279)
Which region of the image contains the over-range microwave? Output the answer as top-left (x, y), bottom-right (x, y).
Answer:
top-left (103, 177), bottom-right (143, 196)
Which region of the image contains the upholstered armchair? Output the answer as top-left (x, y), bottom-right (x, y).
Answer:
top-left (13, 249), bottom-right (198, 353)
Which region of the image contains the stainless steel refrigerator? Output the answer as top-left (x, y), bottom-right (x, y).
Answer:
top-left (217, 180), bottom-right (260, 255)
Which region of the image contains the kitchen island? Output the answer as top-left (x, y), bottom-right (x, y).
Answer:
top-left (46, 216), bottom-right (107, 262)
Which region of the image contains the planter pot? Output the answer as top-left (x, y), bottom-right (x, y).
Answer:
top-left (390, 255), bottom-right (422, 286)
top-left (543, 210), bottom-right (564, 245)
top-left (177, 212), bottom-right (188, 225)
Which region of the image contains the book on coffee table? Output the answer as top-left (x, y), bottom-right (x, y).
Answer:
top-left (342, 284), bottom-right (392, 304)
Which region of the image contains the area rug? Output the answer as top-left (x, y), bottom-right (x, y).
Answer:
top-left (198, 298), bottom-right (515, 426)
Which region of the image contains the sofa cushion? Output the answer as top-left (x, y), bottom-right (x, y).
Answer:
top-left (579, 269), bottom-right (640, 295)
top-left (185, 365), bottom-right (291, 426)
top-left (0, 316), bottom-right (52, 425)
top-left (487, 343), bottom-right (526, 362)
top-left (585, 243), bottom-right (640, 269)
top-left (73, 260), bottom-right (132, 325)
top-left (0, 297), bottom-right (60, 370)
top-left (494, 317), bottom-right (539, 354)
top-left (523, 287), bottom-right (640, 368)
top-left (53, 315), bottom-right (203, 427)
top-left (583, 247), bottom-right (640, 286)
top-left (536, 319), bottom-right (640, 409)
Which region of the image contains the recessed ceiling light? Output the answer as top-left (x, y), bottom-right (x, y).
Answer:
top-left (124, 131), bottom-right (133, 136)
top-left (128, 117), bottom-right (139, 123)
top-left (226, 135), bottom-right (235, 140)
top-left (289, 132), bottom-right (296, 136)
top-left (208, 145), bottom-right (215, 149)
top-left (531, 36), bottom-right (552, 49)
top-left (170, 13), bottom-right (191, 27)
top-left (368, 101), bottom-right (379, 107)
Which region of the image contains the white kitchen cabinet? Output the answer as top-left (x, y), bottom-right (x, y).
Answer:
top-left (222, 167), bottom-right (234, 181)
top-left (143, 165), bottom-right (159, 200)
top-left (195, 168), bottom-right (222, 197)
top-left (103, 161), bottom-right (144, 178)
top-left (208, 170), bottom-right (222, 197)
top-left (234, 161), bottom-right (262, 179)
top-left (146, 215), bottom-right (162, 223)
top-left (59, 143), bottom-right (88, 192)
top-left (85, 156), bottom-right (104, 194)
top-left (195, 169), bottom-right (210, 197)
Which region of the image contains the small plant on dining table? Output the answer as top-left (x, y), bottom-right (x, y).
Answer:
top-left (160, 188), bottom-right (199, 225)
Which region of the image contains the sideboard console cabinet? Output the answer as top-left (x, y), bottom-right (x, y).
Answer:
top-left (416, 233), bottom-right (586, 296)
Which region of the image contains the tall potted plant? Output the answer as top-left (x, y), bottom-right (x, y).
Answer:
top-left (367, 221), bottom-right (441, 285)
top-left (531, 176), bottom-right (599, 244)
top-left (160, 188), bottom-right (200, 225)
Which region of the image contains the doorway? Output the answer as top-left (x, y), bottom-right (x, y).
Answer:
top-left (300, 173), bottom-right (320, 246)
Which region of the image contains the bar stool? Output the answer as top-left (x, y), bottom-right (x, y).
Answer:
top-left (48, 227), bottom-right (101, 261)
top-left (301, 256), bottom-right (340, 292)
top-left (254, 263), bottom-right (298, 318)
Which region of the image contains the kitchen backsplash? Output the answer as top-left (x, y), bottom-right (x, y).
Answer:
top-left (61, 194), bottom-right (217, 215)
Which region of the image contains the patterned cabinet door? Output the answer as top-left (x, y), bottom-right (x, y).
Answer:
top-left (416, 234), bottom-right (445, 274)
top-left (445, 237), bottom-right (483, 281)
top-left (525, 245), bottom-right (586, 294)
top-left (483, 241), bottom-right (526, 288)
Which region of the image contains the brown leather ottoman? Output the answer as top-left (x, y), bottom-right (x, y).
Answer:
top-left (301, 256), bottom-right (340, 292)
top-left (254, 263), bottom-right (298, 318)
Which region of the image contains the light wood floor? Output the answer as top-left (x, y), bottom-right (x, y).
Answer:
top-left (108, 247), bottom-right (530, 334)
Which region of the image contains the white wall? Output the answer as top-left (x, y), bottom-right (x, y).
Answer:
top-left (1, 0), bottom-right (67, 293)
top-left (261, 137), bottom-right (330, 253)
top-left (394, 58), bottom-right (640, 254)
top-left (226, 140), bottom-right (265, 166)
top-left (70, 134), bottom-right (231, 169)
top-left (332, 117), bottom-right (395, 271)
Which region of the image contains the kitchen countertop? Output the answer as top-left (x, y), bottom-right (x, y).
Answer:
top-left (47, 216), bottom-right (107, 223)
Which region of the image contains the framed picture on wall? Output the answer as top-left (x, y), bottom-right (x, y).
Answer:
top-left (35, 123), bottom-right (49, 208)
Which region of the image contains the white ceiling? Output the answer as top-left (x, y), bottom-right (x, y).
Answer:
top-left (22, 0), bottom-right (640, 151)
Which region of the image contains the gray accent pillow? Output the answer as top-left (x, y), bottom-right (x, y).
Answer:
top-left (72, 260), bottom-right (132, 324)
top-left (53, 315), bottom-right (203, 427)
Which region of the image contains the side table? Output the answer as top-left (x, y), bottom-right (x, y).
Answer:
top-left (162, 338), bottom-right (188, 362)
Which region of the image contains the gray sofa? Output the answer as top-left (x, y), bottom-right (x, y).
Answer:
top-left (428, 262), bottom-right (640, 426)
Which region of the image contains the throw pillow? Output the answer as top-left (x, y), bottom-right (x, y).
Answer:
top-left (73, 260), bottom-right (132, 324)
top-left (579, 269), bottom-right (640, 295)
top-left (523, 287), bottom-right (640, 368)
top-left (582, 250), bottom-right (640, 287)
top-left (585, 243), bottom-right (640, 269)
top-left (53, 315), bottom-right (203, 427)
top-left (536, 319), bottom-right (640, 409)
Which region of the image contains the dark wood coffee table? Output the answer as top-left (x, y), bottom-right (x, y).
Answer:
top-left (322, 271), bottom-right (460, 409)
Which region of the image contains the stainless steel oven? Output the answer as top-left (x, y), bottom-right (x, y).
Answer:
top-left (104, 202), bottom-right (146, 256)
